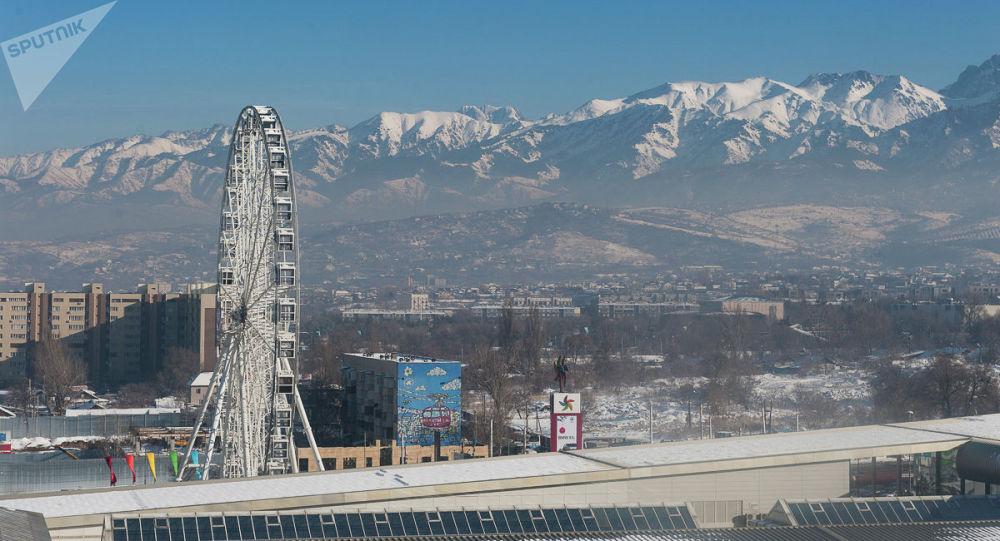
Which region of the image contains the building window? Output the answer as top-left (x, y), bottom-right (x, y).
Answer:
top-left (343, 458), bottom-right (356, 469)
top-left (321, 458), bottom-right (336, 470)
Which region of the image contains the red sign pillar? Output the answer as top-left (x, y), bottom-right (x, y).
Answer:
top-left (550, 392), bottom-right (583, 451)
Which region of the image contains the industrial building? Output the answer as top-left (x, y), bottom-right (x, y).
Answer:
top-left (0, 282), bottom-right (216, 388)
top-left (341, 353), bottom-right (462, 449)
top-left (8, 413), bottom-right (1000, 539)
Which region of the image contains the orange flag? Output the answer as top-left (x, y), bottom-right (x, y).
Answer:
top-left (125, 454), bottom-right (136, 483)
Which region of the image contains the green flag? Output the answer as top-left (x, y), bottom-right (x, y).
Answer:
top-left (169, 451), bottom-right (178, 476)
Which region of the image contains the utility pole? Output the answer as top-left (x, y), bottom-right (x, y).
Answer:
top-left (523, 396), bottom-right (528, 454)
top-left (648, 397), bottom-right (653, 444)
top-left (699, 404), bottom-right (704, 439)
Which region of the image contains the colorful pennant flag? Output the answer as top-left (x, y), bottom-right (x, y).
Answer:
top-left (146, 453), bottom-right (157, 483)
top-left (169, 450), bottom-right (179, 477)
top-left (191, 450), bottom-right (201, 480)
top-left (125, 454), bottom-right (136, 484)
top-left (104, 456), bottom-right (117, 486)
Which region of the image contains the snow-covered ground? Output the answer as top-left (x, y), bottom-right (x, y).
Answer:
top-left (9, 435), bottom-right (104, 451)
top-left (512, 369), bottom-right (877, 443)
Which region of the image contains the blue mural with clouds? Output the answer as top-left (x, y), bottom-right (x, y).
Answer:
top-left (396, 359), bottom-right (462, 446)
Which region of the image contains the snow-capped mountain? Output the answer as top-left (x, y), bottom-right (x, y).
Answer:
top-left (941, 54), bottom-right (1000, 104)
top-left (4, 55), bottom-right (1000, 236)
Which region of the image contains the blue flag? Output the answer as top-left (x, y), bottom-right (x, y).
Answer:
top-left (191, 450), bottom-right (202, 480)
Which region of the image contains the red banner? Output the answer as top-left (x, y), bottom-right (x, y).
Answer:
top-left (104, 456), bottom-right (117, 486)
top-left (125, 454), bottom-right (136, 483)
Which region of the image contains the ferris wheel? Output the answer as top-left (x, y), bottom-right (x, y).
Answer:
top-left (178, 105), bottom-right (323, 480)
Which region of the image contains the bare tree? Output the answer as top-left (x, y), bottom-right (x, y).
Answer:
top-left (31, 336), bottom-right (85, 415)
top-left (2, 377), bottom-right (35, 415)
top-left (677, 383), bottom-right (697, 431)
top-left (155, 347), bottom-right (201, 399)
top-left (117, 383), bottom-right (158, 408)
top-left (467, 345), bottom-right (520, 451)
top-left (301, 337), bottom-right (342, 386)
top-left (522, 306), bottom-right (545, 378)
top-left (498, 297), bottom-right (518, 365)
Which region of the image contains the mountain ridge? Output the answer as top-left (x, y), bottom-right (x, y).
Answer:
top-left (3, 56), bottom-right (1000, 239)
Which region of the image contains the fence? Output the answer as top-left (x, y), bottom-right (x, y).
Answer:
top-left (0, 452), bottom-right (182, 494)
top-left (0, 413), bottom-right (193, 440)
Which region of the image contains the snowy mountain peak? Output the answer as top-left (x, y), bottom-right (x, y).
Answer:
top-left (796, 71), bottom-right (945, 131)
top-left (940, 54), bottom-right (1000, 103)
top-left (627, 77), bottom-right (791, 113)
top-left (457, 105), bottom-right (523, 125)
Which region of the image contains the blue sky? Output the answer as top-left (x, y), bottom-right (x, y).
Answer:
top-left (1, 0), bottom-right (998, 155)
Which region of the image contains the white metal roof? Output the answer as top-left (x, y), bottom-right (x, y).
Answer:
top-left (188, 372), bottom-right (213, 387)
top-left (0, 453), bottom-right (608, 519)
top-left (890, 413), bottom-right (1000, 442)
top-left (1, 414), bottom-right (994, 524)
top-left (571, 424), bottom-right (966, 468)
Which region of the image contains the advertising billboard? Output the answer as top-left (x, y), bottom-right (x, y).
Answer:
top-left (550, 393), bottom-right (583, 451)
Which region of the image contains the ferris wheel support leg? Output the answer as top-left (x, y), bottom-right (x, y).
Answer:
top-left (201, 353), bottom-right (235, 481)
top-left (294, 385), bottom-right (325, 472)
top-left (176, 365), bottom-right (224, 482)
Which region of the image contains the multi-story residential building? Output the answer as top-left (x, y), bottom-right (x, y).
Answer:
top-left (597, 300), bottom-right (697, 318)
top-left (700, 296), bottom-right (786, 322)
top-left (0, 282), bottom-right (216, 389)
top-left (469, 296), bottom-right (580, 319)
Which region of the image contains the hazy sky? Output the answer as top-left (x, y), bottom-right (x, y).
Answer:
top-left (1, 0), bottom-right (998, 155)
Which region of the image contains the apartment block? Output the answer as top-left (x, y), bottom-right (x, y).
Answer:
top-left (0, 282), bottom-right (217, 389)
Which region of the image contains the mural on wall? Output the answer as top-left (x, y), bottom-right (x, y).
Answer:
top-left (397, 361), bottom-right (462, 446)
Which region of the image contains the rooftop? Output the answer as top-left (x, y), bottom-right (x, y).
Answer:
top-left (345, 353), bottom-right (459, 364)
top-left (4, 414), bottom-right (1000, 528)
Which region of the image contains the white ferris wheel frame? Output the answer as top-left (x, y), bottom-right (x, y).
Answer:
top-left (178, 105), bottom-right (323, 480)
